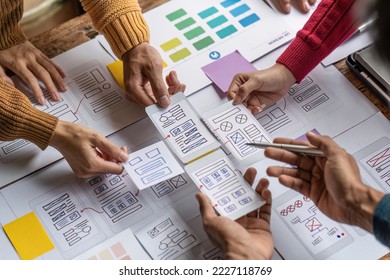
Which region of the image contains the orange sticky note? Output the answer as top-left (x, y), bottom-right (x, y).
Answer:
top-left (107, 59), bottom-right (168, 91)
top-left (3, 212), bottom-right (54, 260)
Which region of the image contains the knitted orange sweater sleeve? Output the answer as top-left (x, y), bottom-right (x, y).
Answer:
top-left (80, 0), bottom-right (150, 59)
top-left (0, 0), bottom-right (27, 50)
top-left (0, 80), bottom-right (58, 150)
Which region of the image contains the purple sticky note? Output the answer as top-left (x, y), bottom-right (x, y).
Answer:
top-left (201, 51), bottom-right (256, 94)
top-left (295, 129), bottom-right (321, 142)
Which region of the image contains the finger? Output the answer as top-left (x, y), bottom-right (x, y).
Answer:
top-left (265, 146), bottom-right (315, 172)
top-left (93, 136), bottom-right (128, 163)
top-left (0, 66), bottom-right (15, 86)
top-left (273, 0), bottom-right (291, 13)
top-left (90, 157), bottom-right (124, 176)
top-left (278, 174), bottom-right (311, 197)
top-left (124, 69), bottom-right (155, 106)
top-left (258, 189), bottom-right (272, 223)
top-left (233, 74), bottom-right (259, 105)
top-left (166, 71), bottom-right (186, 94)
top-left (196, 193), bottom-right (217, 221)
top-left (308, 0), bottom-right (316, 5)
top-left (247, 178), bottom-right (269, 218)
top-left (16, 68), bottom-right (46, 105)
top-left (243, 167), bottom-right (257, 186)
top-left (39, 56), bottom-right (67, 92)
top-left (227, 74), bottom-right (242, 101)
top-left (28, 62), bottom-right (60, 101)
top-left (273, 137), bottom-right (310, 146)
top-left (306, 132), bottom-right (340, 157)
top-left (266, 165), bottom-right (312, 182)
top-left (297, 0), bottom-right (311, 13)
top-left (148, 65), bottom-right (170, 107)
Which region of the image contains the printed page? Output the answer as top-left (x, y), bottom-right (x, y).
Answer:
top-left (123, 141), bottom-right (184, 190)
top-left (135, 211), bottom-right (201, 260)
top-left (202, 101), bottom-right (272, 166)
top-left (146, 93), bottom-right (220, 163)
top-left (185, 149), bottom-right (265, 220)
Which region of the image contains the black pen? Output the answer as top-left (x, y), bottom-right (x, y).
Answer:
top-left (246, 142), bottom-right (325, 157)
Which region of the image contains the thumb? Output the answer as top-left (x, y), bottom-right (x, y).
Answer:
top-left (234, 74), bottom-right (260, 105)
top-left (196, 193), bottom-right (217, 220)
top-left (94, 136), bottom-right (128, 163)
top-left (307, 132), bottom-right (338, 157)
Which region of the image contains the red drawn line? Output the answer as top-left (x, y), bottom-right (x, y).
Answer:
top-left (81, 207), bottom-right (104, 214)
top-left (308, 220), bottom-right (321, 231)
top-left (72, 96), bottom-right (86, 115)
top-left (368, 148), bottom-right (390, 167)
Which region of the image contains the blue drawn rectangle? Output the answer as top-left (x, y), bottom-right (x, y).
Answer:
top-left (207, 15), bottom-right (228, 29)
top-left (198, 7), bottom-right (218, 19)
top-left (230, 4), bottom-right (250, 17)
top-left (239, 13), bottom-right (260, 27)
top-left (221, 0), bottom-right (240, 8)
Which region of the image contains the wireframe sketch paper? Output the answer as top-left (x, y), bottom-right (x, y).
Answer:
top-left (146, 93), bottom-right (220, 163)
top-left (123, 141), bottom-right (184, 190)
top-left (73, 228), bottom-right (150, 260)
top-left (185, 149), bottom-right (265, 220)
top-left (202, 101), bottom-right (272, 166)
top-left (135, 211), bottom-right (200, 260)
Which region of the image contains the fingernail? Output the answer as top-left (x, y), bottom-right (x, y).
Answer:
top-left (61, 83), bottom-right (68, 92)
top-left (119, 151), bottom-right (128, 162)
top-left (253, 107), bottom-right (262, 114)
top-left (38, 97), bottom-right (46, 105)
top-left (159, 95), bottom-right (170, 107)
top-left (284, 4), bottom-right (291, 13)
top-left (232, 96), bottom-right (242, 105)
top-left (304, 2), bottom-right (310, 12)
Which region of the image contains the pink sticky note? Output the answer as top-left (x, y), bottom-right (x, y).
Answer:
top-left (201, 51), bottom-right (256, 94)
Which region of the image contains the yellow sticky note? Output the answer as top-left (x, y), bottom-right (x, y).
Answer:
top-left (107, 59), bottom-right (168, 91)
top-left (107, 60), bottom-right (125, 91)
top-left (3, 212), bottom-right (54, 260)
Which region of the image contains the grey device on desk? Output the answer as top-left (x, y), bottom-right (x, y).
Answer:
top-left (347, 45), bottom-right (390, 107)
top-left (246, 142), bottom-right (325, 157)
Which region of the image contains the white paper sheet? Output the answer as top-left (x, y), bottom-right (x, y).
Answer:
top-left (73, 228), bottom-right (150, 260)
top-left (146, 93), bottom-right (220, 163)
top-left (202, 102), bottom-right (272, 166)
top-left (123, 141), bottom-right (184, 190)
top-left (135, 211), bottom-right (201, 260)
top-left (185, 149), bottom-right (265, 220)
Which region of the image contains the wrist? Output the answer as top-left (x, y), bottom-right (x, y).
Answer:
top-left (49, 120), bottom-right (74, 150)
top-left (225, 240), bottom-right (267, 260)
top-left (273, 63), bottom-right (296, 87)
top-left (347, 182), bottom-right (384, 233)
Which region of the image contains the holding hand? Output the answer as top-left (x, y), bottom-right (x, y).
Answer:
top-left (227, 63), bottom-right (296, 114)
top-left (196, 168), bottom-right (273, 260)
top-left (271, 0), bottom-right (317, 14)
top-left (0, 41), bottom-right (67, 105)
top-left (49, 120), bottom-right (128, 178)
top-left (265, 132), bottom-right (384, 233)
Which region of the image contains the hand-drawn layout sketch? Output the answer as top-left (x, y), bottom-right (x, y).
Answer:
top-left (65, 60), bottom-right (128, 120)
top-left (355, 137), bottom-right (390, 192)
top-left (80, 173), bottom-right (153, 232)
top-left (274, 191), bottom-right (353, 259)
top-left (123, 141), bottom-right (184, 190)
top-left (135, 212), bottom-right (200, 260)
top-left (146, 93), bottom-right (220, 163)
top-left (147, 174), bottom-right (198, 208)
top-left (185, 149), bottom-right (265, 220)
top-left (30, 184), bottom-right (105, 254)
top-left (203, 102), bottom-right (271, 165)
top-left (73, 228), bottom-right (150, 260)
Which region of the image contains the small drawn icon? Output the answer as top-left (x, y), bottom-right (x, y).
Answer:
top-left (209, 51), bottom-right (221, 60)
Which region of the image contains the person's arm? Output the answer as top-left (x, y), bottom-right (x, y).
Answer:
top-left (0, 0), bottom-right (26, 50)
top-left (80, 0), bottom-right (173, 107)
top-left (373, 194), bottom-right (390, 247)
top-left (0, 79), bottom-right (128, 178)
top-left (277, 0), bottom-right (358, 82)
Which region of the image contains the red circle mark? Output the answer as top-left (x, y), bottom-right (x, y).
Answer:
top-left (287, 205), bottom-right (295, 212)
top-left (295, 200), bottom-right (303, 208)
top-left (280, 209), bottom-right (288, 216)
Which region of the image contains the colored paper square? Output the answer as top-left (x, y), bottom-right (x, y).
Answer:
top-left (107, 60), bottom-right (125, 91)
top-left (111, 242), bottom-right (126, 258)
top-left (3, 212), bottom-right (54, 260)
top-left (201, 50), bottom-right (256, 94)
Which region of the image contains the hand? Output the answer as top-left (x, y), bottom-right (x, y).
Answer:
top-left (265, 132), bottom-right (384, 233)
top-left (271, 0), bottom-right (317, 14)
top-left (123, 42), bottom-right (171, 107)
top-left (196, 168), bottom-right (273, 260)
top-left (0, 65), bottom-right (15, 86)
top-left (49, 120), bottom-right (128, 178)
top-left (227, 63), bottom-right (296, 114)
top-left (165, 70), bottom-right (186, 95)
top-left (0, 41), bottom-right (67, 105)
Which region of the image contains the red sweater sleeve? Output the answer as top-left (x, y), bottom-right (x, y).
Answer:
top-left (277, 0), bottom-right (358, 82)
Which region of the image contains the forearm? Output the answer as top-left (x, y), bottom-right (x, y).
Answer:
top-left (80, 0), bottom-right (150, 59)
top-left (0, 0), bottom-right (27, 50)
top-left (277, 0), bottom-right (358, 82)
top-left (0, 80), bottom-right (58, 150)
